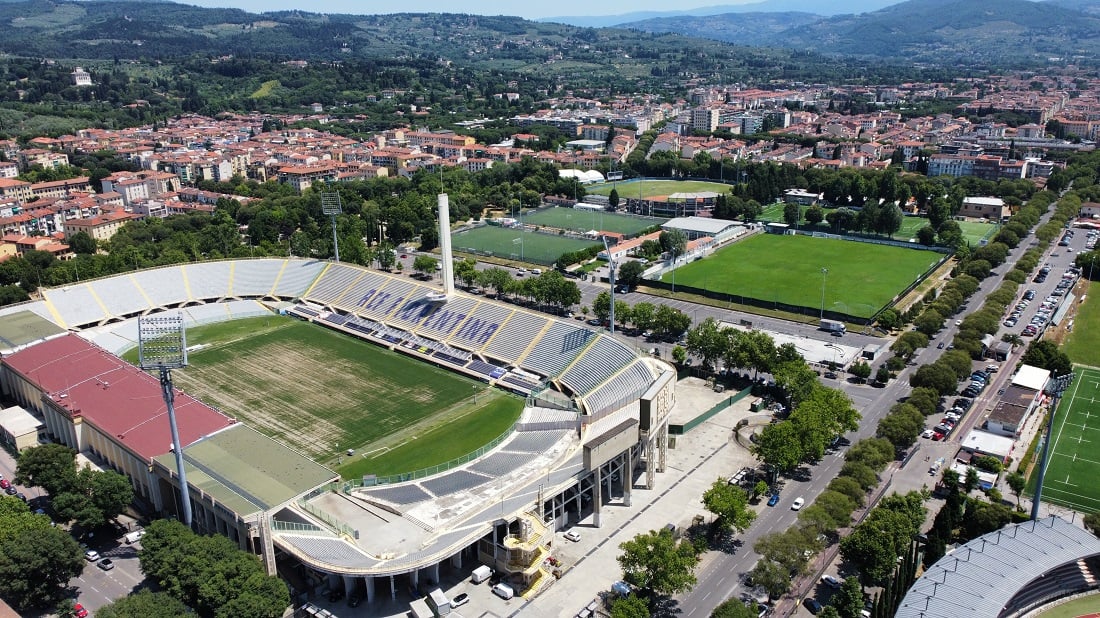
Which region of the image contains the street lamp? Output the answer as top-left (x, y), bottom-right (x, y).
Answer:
top-left (819, 267), bottom-right (829, 320)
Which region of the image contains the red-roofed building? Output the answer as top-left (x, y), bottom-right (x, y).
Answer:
top-left (0, 334), bottom-right (236, 511)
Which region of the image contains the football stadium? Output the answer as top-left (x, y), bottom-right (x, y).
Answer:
top-left (0, 250), bottom-right (676, 607)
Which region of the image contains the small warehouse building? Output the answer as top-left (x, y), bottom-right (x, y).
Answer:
top-left (660, 217), bottom-right (745, 242)
top-left (0, 405), bottom-right (45, 452)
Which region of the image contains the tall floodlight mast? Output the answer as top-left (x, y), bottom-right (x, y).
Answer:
top-left (138, 314), bottom-right (192, 527)
top-left (321, 191), bottom-right (343, 263)
top-left (603, 235), bottom-right (616, 336)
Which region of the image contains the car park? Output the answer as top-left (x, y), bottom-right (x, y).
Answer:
top-left (791, 497), bottom-right (805, 511)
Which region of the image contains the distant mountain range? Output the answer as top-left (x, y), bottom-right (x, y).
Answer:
top-left (606, 0), bottom-right (1100, 63)
top-left (541, 0), bottom-right (902, 28)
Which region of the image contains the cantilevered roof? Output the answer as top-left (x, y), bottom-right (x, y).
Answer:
top-left (897, 516), bottom-right (1100, 618)
top-left (154, 424), bottom-right (337, 517)
top-left (0, 310), bottom-right (65, 354)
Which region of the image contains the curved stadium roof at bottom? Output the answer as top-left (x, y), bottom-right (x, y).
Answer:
top-left (897, 516), bottom-right (1100, 618)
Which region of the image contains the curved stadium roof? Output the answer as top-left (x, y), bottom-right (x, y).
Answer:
top-left (897, 516), bottom-right (1100, 618)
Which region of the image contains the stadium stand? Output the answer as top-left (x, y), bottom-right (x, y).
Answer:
top-left (232, 259), bottom-right (286, 297)
top-left (90, 274), bottom-right (151, 318)
top-left (305, 263), bottom-right (361, 304)
top-left (415, 296), bottom-right (479, 339)
top-left (280, 536), bottom-right (376, 569)
top-left (353, 278), bottom-right (417, 321)
top-left (131, 265), bottom-right (189, 307)
top-left (485, 311), bottom-right (548, 363)
top-left (559, 336), bottom-right (636, 395)
top-left (359, 483), bottom-right (434, 506)
top-left (41, 283), bottom-right (110, 327)
top-left (335, 269), bottom-right (392, 310)
top-left (184, 261), bottom-right (234, 300)
top-left (522, 321), bottom-right (595, 378)
top-left (582, 361), bottom-right (658, 417)
top-left (273, 260), bottom-right (326, 298)
top-left (420, 470), bottom-right (493, 498)
top-left (449, 303), bottom-right (510, 351)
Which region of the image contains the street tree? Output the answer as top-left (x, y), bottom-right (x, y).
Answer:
top-left (789, 386), bottom-right (861, 461)
top-left (738, 329), bottom-right (777, 379)
top-left (15, 443), bottom-right (76, 495)
top-left (94, 591), bottom-right (192, 618)
top-left (659, 229), bottom-right (688, 260)
top-left (754, 529), bottom-right (812, 575)
top-left (481, 267), bottom-right (512, 297)
top-left (839, 461), bottom-right (879, 491)
top-left (686, 318), bottom-right (728, 370)
top-left (747, 558), bottom-right (791, 600)
top-left (593, 291), bottom-right (612, 322)
top-left (830, 576), bottom-right (865, 618)
top-left (412, 255), bottom-right (438, 277)
top-left (906, 387), bottom-right (940, 416)
top-left (615, 300), bottom-right (632, 329)
top-left (849, 361), bottom-right (871, 383)
top-left (375, 243), bottom-right (396, 270)
top-left (52, 467), bottom-right (134, 529)
top-left (751, 422), bottom-right (804, 474)
top-left (653, 305), bottom-right (691, 339)
top-left (610, 593), bottom-right (649, 618)
top-left (616, 527), bottom-right (699, 596)
top-left (0, 500), bottom-right (84, 610)
top-left (840, 512), bottom-right (907, 585)
top-left (810, 491), bottom-right (857, 530)
top-left (844, 438), bottom-right (895, 472)
top-left (455, 258), bottom-right (479, 289)
top-left (772, 361), bottom-right (819, 408)
top-left (753, 480), bottom-right (770, 500)
top-left (909, 363), bottom-right (959, 396)
top-left (875, 365), bottom-right (891, 384)
top-left (1005, 472), bottom-right (1026, 508)
top-left (827, 476), bottom-right (867, 507)
top-left (617, 260), bottom-right (645, 288)
top-left (631, 302), bottom-right (656, 332)
top-left (875, 404), bottom-right (924, 451)
top-left (711, 599), bottom-right (758, 618)
top-left (702, 479), bottom-right (756, 535)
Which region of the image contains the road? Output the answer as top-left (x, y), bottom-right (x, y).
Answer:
top-left (675, 207), bottom-right (1066, 618)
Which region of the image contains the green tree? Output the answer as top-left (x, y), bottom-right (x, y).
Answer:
top-left (702, 479), bottom-right (756, 535)
top-left (375, 244), bottom-right (396, 270)
top-left (1020, 340), bottom-right (1072, 376)
top-left (481, 267), bottom-right (512, 297)
top-left (631, 302), bottom-right (656, 332)
top-left (849, 361), bottom-right (871, 383)
top-left (609, 188), bottom-right (620, 209)
top-left (804, 204), bottom-right (825, 226)
top-left (52, 468), bottom-right (134, 529)
top-left (659, 228), bottom-right (688, 260)
top-left (95, 590), bottom-right (192, 618)
top-left (455, 258), bottom-right (479, 289)
top-left (617, 260), bottom-right (645, 288)
top-left (617, 528), bottom-right (698, 596)
top-left (875, 365), bottom-right (891, 384)
top-left (610, 593), bottom-right (649, 618)
top-left (412, 254), bottom-right (438, 277)
top-left (753, 480), bottom-right (770, 500)
top-left (68, 231), bottom-right (97, 255)
top-left (747, 558), bottom-right (791, 600)
top-left (711, 598), bottom-right (757, 618)
top-left (783, 202), bottom-right (801, 226)
top-left (1004, 471), bottom-right (1024, 509)
top-left (1083, 512), bottom-right (1100, 537)
top-left (686, 318), bottom-right (729, 370)
top-left (15, 444), bottom-right (76, 496)
top-left (751, 422), bottom-right (804, 474)
top-left (593, 291), bottom-right (612, 322)
top-left (0, 501), bottom-right (84, 610)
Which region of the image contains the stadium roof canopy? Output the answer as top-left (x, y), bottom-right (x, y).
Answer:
top-left (154, 424), bottom-right (337, 517)
top-left (897, 516), bottom-right (1100, 618)
top-left (558, 169), bottom-right (605, 184)
top-left (0, 310), bottom-right (65, 355)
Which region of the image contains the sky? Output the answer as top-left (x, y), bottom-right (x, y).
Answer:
top-left (178, 0), bottom-right (761, 20)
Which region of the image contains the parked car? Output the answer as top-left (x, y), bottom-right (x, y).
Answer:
top-left (767, 493), bottom-right (780, 507)
top-left (803, 598), bottom-right (824, 615)
top-left (84, 550), bottom-right (101, 562)
top-left (96, 558), bottom-right (114, 571)
top-left (452, 592), bottom-right (470, 608)
top-left (74, 604), bottom-right (89, 618)
top-left (932, 431), bottom-right (945, 441)
top-left (822, 575), bottom-right (843, 589)
top-left (921, 428), bottom-right (935, 439)
top-left (492, 583), bottom-right (515, 600)
top-left (564, 530), bottom-right (581, 542)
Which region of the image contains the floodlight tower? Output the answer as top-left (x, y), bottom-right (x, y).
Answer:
top-left (321, 192), bottom-right (343, 263)
top-left (138, 314), bottom-right (192, 528)
top-left (1031, 372), bottom-right (1074, 520)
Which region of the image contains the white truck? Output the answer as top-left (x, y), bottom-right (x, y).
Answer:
top-left (819, 319), bottom-right (846, 334)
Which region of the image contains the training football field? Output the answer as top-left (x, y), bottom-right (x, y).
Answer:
top-left (1036, 366), bottom-right (1100, 513)
top-left (667, 234), bottom-right (941, 319)
top-left (522, 207), bottom-right (665, 236)
top-left (452, 225), bottom-right (599, 264)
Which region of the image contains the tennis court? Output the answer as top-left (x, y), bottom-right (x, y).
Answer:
top-left (1038, 367), bottom-right (1100, 512)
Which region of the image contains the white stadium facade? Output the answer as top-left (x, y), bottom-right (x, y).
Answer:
top-left (0, 255), bottom-right (676, 605)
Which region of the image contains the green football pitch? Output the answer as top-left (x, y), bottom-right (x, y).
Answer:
top-left (759, 203), bottom-right (998, 247)
top-left (124, 316), bottom-right (523, 474)
top-left (522, 207), bottom-right (665, 236)
top-left (453, 225), bottom-right (600, 265)
top-left (586, 179), bottom-right (732, 199)
top-left (667, 234), bottom-right (942, 319)
top-left (1033, 367), bottom-right (1100, 513)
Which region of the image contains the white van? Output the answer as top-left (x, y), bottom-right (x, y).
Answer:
top-left (492, 583), bottom-right (514, 600)
top-left (124, 529), bottom-right (145, 544)
top-left (471, 565), bottom-right (493, 584)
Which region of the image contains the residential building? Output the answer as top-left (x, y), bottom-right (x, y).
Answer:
top-left (71, 67), bottom-right (92, 87)
top-left (960, 196), bottom-right (1010, 221)
top-left (63, 210), bottom-right (140, 242)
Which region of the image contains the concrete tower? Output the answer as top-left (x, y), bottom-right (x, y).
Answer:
top-left (438, 193), bottom-right (455, 296)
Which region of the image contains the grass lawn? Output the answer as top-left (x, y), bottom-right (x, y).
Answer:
top-left (1033, 591), bottom-right (1100, 617)
top-left (1027, 366), bottom-right (1100, 513)
top-left (667, 234), bottom-right (941, 319)
top-left (126, 316), bottom-right (511, 471)
top-left (1062, 281), bottom-right (1100, 366)
top-left (453, 225), bottom-right (599, 265)
top-left (586, 179), bottom-right (732, 199)
top-left (340, 394), bottom-right (522, 478)
top-left (759, 207), bottom-right (997, 246)
top-left (523, 207), bottom-right (665, 236)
